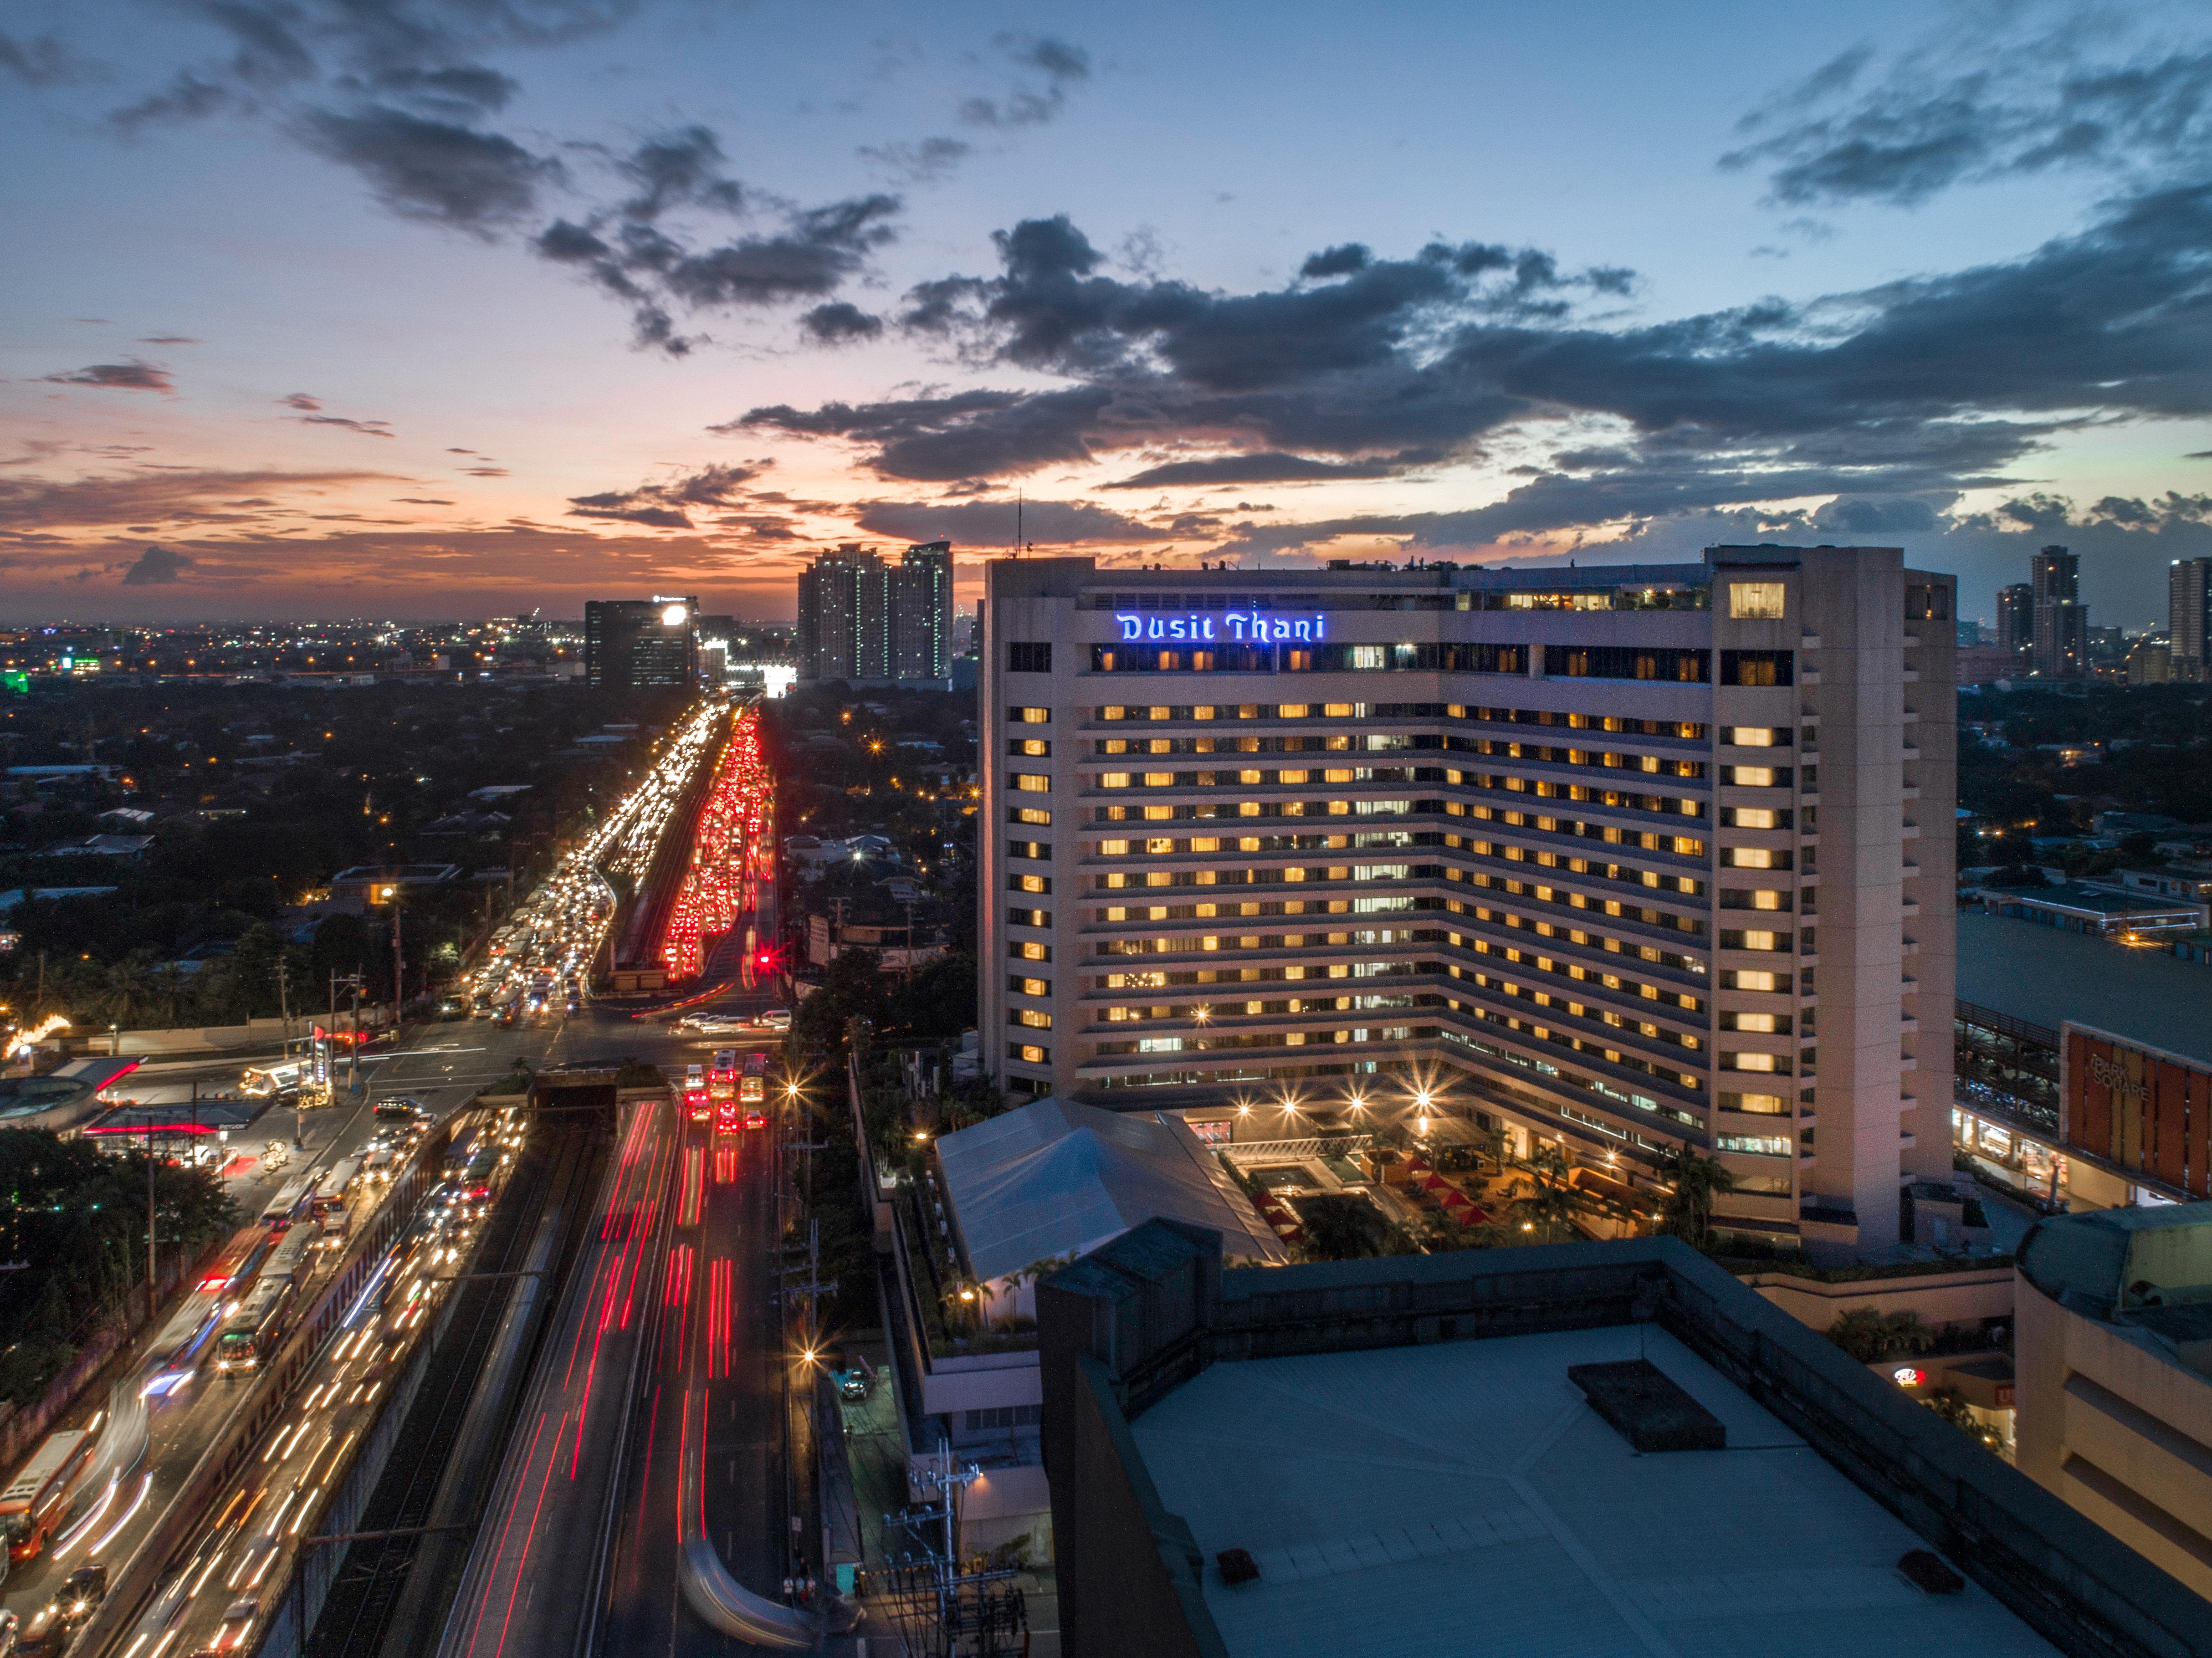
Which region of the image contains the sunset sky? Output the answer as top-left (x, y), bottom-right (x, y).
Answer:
top-left (6, 0), bottom-right (2212, 624)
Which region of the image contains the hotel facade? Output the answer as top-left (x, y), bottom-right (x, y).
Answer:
top-left (979, 546), bottom-right (1957, 1252)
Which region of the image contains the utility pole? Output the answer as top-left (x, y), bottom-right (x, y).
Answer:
top-left (145, 1122), bottom-right (157, 1310)
top-left (392, 906), bottom-right (405, 1019)
top-left (349, 971), bottom-right (363, 1095)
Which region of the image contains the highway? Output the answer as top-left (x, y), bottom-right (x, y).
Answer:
top-left (5, 692), bottom-right (741, 1658)
top-left (435, 699), bottom-right (797, 1657)
top-left (598, 1056), bottom-right (794, 1654)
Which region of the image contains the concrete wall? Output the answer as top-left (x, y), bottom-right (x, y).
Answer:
top-left (2016, 1271), bottom-right (2212, 1599)
top-left (1740, 1265), bottom-right (2013, 1333)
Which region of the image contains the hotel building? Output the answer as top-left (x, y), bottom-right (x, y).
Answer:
top-left (978, 546), bottom-right (1957, 1253)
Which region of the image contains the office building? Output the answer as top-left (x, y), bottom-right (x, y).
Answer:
top-left (2130, 641), bottom-right (2174, 686)
top-left (980, 546), bottom-right (1956, 1254)
top-left (2033, 545), bottom-right (2090, 680)
top-left (1998, 582), bottom-right (2036, 658)
top-left (797, 540), bottom-right (954, 684)
top-left (2016, 1203), bottom-right (2212, 1602)
top-left (2173, 558), bottom-right (2212, 680)
top-left (584, 596), bottom-right (699, 691)
top-left (1038, 1220), bottom-right (2207, 1658)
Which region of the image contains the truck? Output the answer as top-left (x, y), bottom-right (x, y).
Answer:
top-left (1, 1428), bottom-right (97, 1564)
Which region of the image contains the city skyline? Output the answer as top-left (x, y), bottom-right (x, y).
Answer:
top-left (8, 1), bottom-right (2212, 629)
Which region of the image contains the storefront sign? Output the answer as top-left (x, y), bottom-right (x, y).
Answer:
top-left (2066, 1024), bottom-right (2212, 1200)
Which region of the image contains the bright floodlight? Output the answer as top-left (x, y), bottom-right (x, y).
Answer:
top-left (661, 603), bottom-right (688, 626)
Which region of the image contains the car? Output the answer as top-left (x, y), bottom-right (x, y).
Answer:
top-left (743, 1110), bottom-right (767, 1131)
top-left (758, 1008), bottom-right (791, 1031)
top-left (0, 1609), bottom-right (20, 1658)
top-left (375, 1099), bottom-right (428, 1122)
top-left (837, 1366), bottom-right (871, 1401)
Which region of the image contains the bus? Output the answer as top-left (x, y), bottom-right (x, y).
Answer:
top-left (1, 1428), bottom-right (97, 1563)
top-left (740, 1053), bottom-right (767, 1105)
top-left (241, 1061), bottom-right (305, 1099)
top-left (709, 1049), bottom-right (737, 1099)
top-left (214, 1225), bottom-right (316, 1375)
top-left (260, 1174), bottom-right (317, 1230)
top-left (200, 1231), bottom-right (271, 1296)
top-left (142, 1296), bottom-right (224, 1395)
top-left (311, 1156), bottom-right (364, 1219)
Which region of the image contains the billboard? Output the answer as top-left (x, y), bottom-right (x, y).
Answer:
top-left (2064, 1024), bottom-right (2212, 1199)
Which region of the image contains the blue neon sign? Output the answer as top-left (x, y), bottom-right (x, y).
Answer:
top-left (1115, 611), bottom-right (1326, 644)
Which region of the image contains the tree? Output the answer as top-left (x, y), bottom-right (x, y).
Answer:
top-left (1828, 1308), bottom-right (1937, 1363)
top-left (1511, 1159), bottom-right (1586, 1244)
top-left (1657, 1144), bottom-right (1736, 1248)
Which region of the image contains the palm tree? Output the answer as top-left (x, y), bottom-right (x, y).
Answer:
top-left (1511, 1144), bottom-right (1585, 1244)
top-left (1657, 1144), bottom-right (1735, 1248)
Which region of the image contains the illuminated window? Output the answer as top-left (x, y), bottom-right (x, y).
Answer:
top-left (1098, 773), bottom-right (1130, 789)
top-left (1014, 1008), bottom-right (1053, 1029)
top-left (1010, 706), bottom-right (1050, 724)
top-left (1725, 969), bottom-right (1781, 991)
top-left (1014, 772), bottom-right (1052, 793)
top-left (1011, 874), bottom-right (1050, 895)
top-left (1011, 941), bottom-right (1051, 962)
top-left (1009, 806), bottom-right (1051, 826)
top-left (1010, 976), bottom-right (1050, 998)
top-left (1728, 581), bottom-right (1786, 619)
top-left (1012, 1043), bottom-right (1049, 1064)
top-left (1721, 1091), bottom-right (1789, 1114)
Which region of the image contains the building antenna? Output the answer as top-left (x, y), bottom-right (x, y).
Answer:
top-left (1015, 489), bottom-right (1023, 559)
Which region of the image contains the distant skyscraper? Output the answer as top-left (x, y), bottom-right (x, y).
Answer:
top-left (2030, 545), bottom-right (2087, 679)
top-left (799, 540), bottom-right (953, 683)
top-left (585, 596), bottom-right (699, 690)
top-left (2171, 557), bottom-right (2211, 679)
top-left (887, 540), bottom-right (953, 681)
top-left (1995, 583), bottom-right (2034, 659)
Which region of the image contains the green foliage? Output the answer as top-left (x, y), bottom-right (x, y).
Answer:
top-left (0, 1128), bottom-right (237, 1404)
top-left (1658, 1144), bottom-right (1735, 1247)
top-left (1292, 1194), bottom-right (1419, 1262)
top-left (612, 1057), bottom-right (666, 1090)
top-left (1828, 1308), bottom-right (1938, 1363)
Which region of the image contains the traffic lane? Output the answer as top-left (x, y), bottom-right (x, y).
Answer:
top-left (701, 1113), bottom-right (787, 1600)
top-left (602, 1112), bottom-right (784, 1656)
top-left (0, 1029), bottom-right (520, 1638)
top-left (0, 1230), bottom-right (352, 1635)
top-left (439, 1098), bottom-right (675, 1658)
top-left (126, 1139), bottom-right (507, 1657)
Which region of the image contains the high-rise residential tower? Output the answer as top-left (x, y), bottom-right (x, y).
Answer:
top-left (1996, 583), bottom-right (2035, 660)
top-left (2030, 544), bottom-right (2088, 679)
top-left (584, 596), bottom-right (700, 690)
top-left (2171, 557), bottom-right (2212, 681)
top-left (979, 546), bottom-right (1956, 1256)
top-left (798, 540), bottom-right (954, 684)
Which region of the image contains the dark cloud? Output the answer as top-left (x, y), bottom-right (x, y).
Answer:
top-left (138, 335), bottom-right (200, 345)
top-left (749, 179), bottom-right (2212, 541)
top-left (800, 302), bottom-right (884, 344)
top-left (1300, 244), bottom-right (1372, 280)
top-left (614, 125), bottom-right (745, 220)
top-left (1724, 24), bottom-right (2212, 206)
top-left (0, 466), bottom-right (390, 531)
top-left (302, 105), bottom-right (557, 230)
top-left (281, 392), bottom-right (322, 410)
top-left (1106, 452), bottom-right (1410, 488)
top-left (960, 32), bottom-right (1090, 128)
top-left (118, 545), bottom-right (195, 585)
top-left (737, 386), bottom-right (1113, 480)
top-left (302, 415), bottom-right (394, 436)
top-left (857, 136), bottom-right (972, 183)
top-left (43, 361), bottom-right (174, 392)
top-left (566, 462), bottom-right (762, 528)
top-left (529, 127), bottom-right (901, 353)
top-left (852, 496), bottom-right (1149, 547)
top-left (0, 30), bottom-right (93, 85)
top-left (355, 64), bottom-right (520, 117)
top-left (394, 496), bottom-right (454, 504)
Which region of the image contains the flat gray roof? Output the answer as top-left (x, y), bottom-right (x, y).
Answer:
top-left (1957, 910), bottom-right (2212, 1062)
top-left (1129, 1322), bottom-right (2058, 1658)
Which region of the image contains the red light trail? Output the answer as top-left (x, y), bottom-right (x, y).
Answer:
top-left (659, 706), bottom-right (773, 980)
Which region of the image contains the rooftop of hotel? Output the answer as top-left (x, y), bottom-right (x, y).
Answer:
top-left (1956, 910), bottom-right (2212, 1060)
top-left (1128, 1320), bottom-right (2061, 1658)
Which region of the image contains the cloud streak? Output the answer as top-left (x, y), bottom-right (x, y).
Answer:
top-left (42, 360), bottom-right (174, 392)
